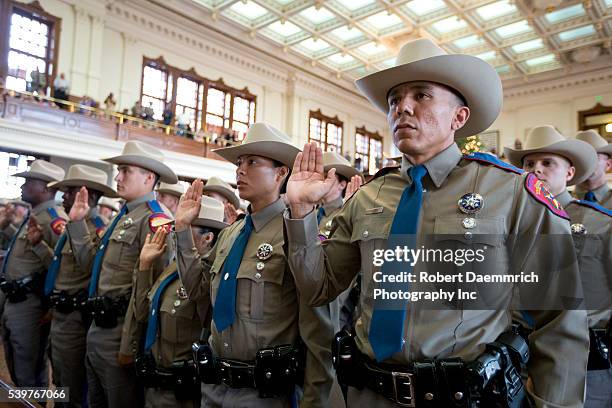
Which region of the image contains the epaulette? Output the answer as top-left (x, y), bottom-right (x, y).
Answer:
top-left (463, 152), bottom-right (524, 175)
top-left (524, 173), bottom-right (569, 220)
top-left (91, 215), bottom-right (106, 237)
top-left (47, 207), bottom-right (67, 235)
top-left (572, 200), bottom-right (612, 217)
top-left (368, 165), bottom-right (400, 182)
top-left (146, 200), bottom-right (172, 233)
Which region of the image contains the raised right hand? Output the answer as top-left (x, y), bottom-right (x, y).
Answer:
top-left (0, 204), bottom-right (15, 229)
top-left (175, 179), bottom-right (203, 231)
top-left (69, 187), bottom-right (90, 221)
top-left (285, 142), bottom-right (338, 218)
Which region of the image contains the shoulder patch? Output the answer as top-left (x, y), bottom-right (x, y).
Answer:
top-left (463, 152), bottom-right (524, 175)
top-left (92, 215), bottom-right (107, 237)
top-left (572, 200), bottom-right (612, 217)
top-left (149, 213), bottom-right (173, 233)
top-left (47, 207), bottom-right (67, 235)
top-left (524, 173), bottom-right (569, 220)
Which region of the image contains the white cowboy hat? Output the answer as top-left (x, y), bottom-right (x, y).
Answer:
top-left (98, 197), bottom-right (121, 212)
top-left (213, 122), bottom-right (300, 168)
top-left (156, 181), bottom-right (185, 198)
top-left (574, 129), bottom-right (612, 156)
top-left (355, 38), bottom-right (502, 139)
top-left (322, 151), bottom-right (363, 181)
top-left (202, 176), bottom-right (240, 209)
top-left (504, 125), bottom-right (597, 185)
top-left (103, 141), bottom-right (178, 184)
top-left (13, 160), bottom-right (65, 183)
top-left (192, 196), bottom-right (229, 230)
top-left (48, 164), bottom-right (118, 198)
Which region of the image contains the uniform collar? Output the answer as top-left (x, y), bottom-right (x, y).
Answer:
top-left (249, 198), bottom-right (285, 233)
top-left (555, 190), bottom-right (574, 207)
top-left (88, 207), bottom-right (100, 219)
top-left (126, 191), bottom-right (156, 212)
top-left (400, 143), bottom-right (462, 188)
top-left (575, 182), bottom-right (610, 202)
top-left (322, 196), bottom-right (343, 214)
top-left (32, 199), bottom-right (59, 215)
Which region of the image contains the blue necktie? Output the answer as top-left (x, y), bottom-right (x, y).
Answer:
top-left (316, 207), bottom-right (325, 224)
top-left (44, 232), bottom-right (68, 296)
top-left (1, 211), bottom-right (30, 276)
top-left (88, 205), bottom-right (128, 297)
top-left (369, 164), bottom-right (428, 361)
top-left (144, 270), bottom-right (178, 352)
top-left (213, 215), bottom-right (254, 332)
top-left (584, 191), bottom-right (597, 202)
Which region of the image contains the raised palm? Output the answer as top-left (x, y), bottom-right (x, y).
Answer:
top-left (69, 187), bottom-right (90, 221)
top-left (286, 143), bottom-right (338, 210)
top-left (175, 179), bottom-right (203, 230)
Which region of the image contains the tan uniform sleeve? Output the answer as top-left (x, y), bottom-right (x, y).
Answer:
top-left (65, 219), bottom-right (98, 270)
top-left (175, 228), bottom-right (214, 301)
top-left (32, 211), bottom-right (65, 267)
top-left (133, 264), bottom-right (154, 323)
top-left (120, 220), bottom-right (169, 357)
top-left (284, 205), bottom-right (361, 307)
top-left (31, 241), bottom-right (53, 267)
top-left (510, 175), bottom-right (589, 408)
top-left (298, 299), bottom-right (334, 408)
top-left (1, 223), bottom-right (18, 240)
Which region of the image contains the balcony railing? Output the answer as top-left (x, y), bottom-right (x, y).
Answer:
top-left (0, 88), bottom-right (236, 161)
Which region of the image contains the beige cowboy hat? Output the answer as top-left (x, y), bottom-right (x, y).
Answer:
top-left (8, 199), bottom-right (31, 209)
top-left (156, 181), bottom-right (185, 198)
top-left (213, 122), bottom-right (301, 168)
top-left (13, 160), bottom-right (65, 183)
top-left (202, 176), bottom-right (240, 209)
top-left (103, 141), bottom-right (178, 184)
top-left (192, 196), bottom-right (229, 230)
top-left (48, 164), bottom-right (118, 198)
top-left (355, 38), bottom-right (502, 139)
top-left (504, 125), bottom-right (597, 185)
top-left (574, 129), bottom-right (612, 156)
top-left (98, 196), bottom-right (120, 212)
top-left (323, 151), bottom-right (364, 181)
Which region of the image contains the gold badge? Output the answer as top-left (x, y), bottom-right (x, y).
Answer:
top-left (570, 223), bottom-right (587, 235)
top-left (257, 243), bottom-right (273, 260)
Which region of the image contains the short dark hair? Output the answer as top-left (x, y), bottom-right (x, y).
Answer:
top-left (272, 160), bottom-right (290, 194)
top-left (195, 226), bottom-right (220, 247)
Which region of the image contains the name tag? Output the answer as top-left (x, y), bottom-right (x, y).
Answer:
top-left (365, 206), bottom-right (384, 215)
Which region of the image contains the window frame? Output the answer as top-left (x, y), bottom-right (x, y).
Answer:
top-left (139, 56), bottom-right (257, 136)
top-left (0, 0), bottom-right (62, 96)
top-left (355, 125), bottom-right (383, 175)
top-left (308, 109), bottom-right (344, 152)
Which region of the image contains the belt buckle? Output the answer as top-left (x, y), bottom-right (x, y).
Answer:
top-left (391, 371), bottom-right (415, 407)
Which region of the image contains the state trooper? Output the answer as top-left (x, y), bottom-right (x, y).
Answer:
top-left (134, 196), bottom-right (228, 408)
top-left (156, 181), bottom-right (185, 216)
top-left (284, 38), bottom-right (589, 407)
top-left (65, 141), bottom-right (176, 408)
top-left (202, 176), bottom-right (241, 224)
top-left (175, 122), bottom-right (333, 407)
top-left (505, 125), bottom-right (612, 408)
top-left (0, 160), bottom-right (67, 387)
top-left (573, 129), bottom-right (612, 209)
top-left (44, 164), bottom-right (118, 407)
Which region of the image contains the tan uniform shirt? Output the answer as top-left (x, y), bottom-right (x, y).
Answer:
top-left (55, 209), bottom-right (107, 294)
top-left (558, 190), bottom-right (612, 329)
top-left (285, 144), bottom-right (589, 408)
top-left (318, 197), bottom-right (343, 239)
top-left (135, 261), bottom-right (210, 369)
top-left (2, 199), bottom-right (66, 280)
top-left (575, 183), bottom-right (612, 210)
top-left (176, 198), bottom-right (333, 408)
top-left (66, 191), bottom-right (172, 355)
